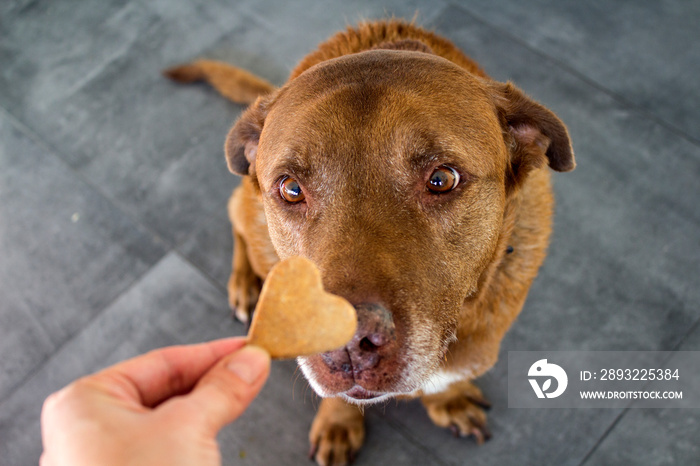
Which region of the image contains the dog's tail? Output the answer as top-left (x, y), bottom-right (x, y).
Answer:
top-left (163, 59), bottom-right (275, 105)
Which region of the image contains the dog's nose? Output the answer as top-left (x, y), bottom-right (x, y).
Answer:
top-left (321, 303), bottom-right (396, 375)
top-left (350, 303), bottom-right (396, 370)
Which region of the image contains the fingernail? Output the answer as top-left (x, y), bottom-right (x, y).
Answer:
top-left (226, 345), bottom-right (270, 384)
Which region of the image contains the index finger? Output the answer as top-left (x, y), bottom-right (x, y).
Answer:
top-left (93, 337), bottom-right (248, 407)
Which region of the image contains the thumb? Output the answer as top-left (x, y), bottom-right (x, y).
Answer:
top-left (164, 344), bottom-right (270, 434)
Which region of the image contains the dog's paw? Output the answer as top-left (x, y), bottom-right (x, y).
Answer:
top-left (309, 398), bottom-right (365, 466)
top-left (227, 268), bottom-right (261, 324)
top-left (421, 380), bottom-right (492, 444)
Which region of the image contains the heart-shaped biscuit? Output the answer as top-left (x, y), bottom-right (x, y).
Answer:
top-left (247, 256), bottom-right (357, 359)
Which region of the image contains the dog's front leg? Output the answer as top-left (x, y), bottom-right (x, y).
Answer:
top-left (226, 181), bottom-right (280, 323)
top-left (309, 397), bottom-right (365, 466)
top-left (227, 228), bottom-right (261, 323)
top-left (420, 380), bottom-right (492, 444)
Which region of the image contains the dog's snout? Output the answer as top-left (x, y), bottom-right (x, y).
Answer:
top-left (349, 303), bottom-right (397, 377)
top-left (353, 303), bottom-right (395, 352)
top-left (321, 303), bottom-right (397, 377)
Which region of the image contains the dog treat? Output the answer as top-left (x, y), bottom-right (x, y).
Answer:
top-left (247, 256), bottom-right (357, 359)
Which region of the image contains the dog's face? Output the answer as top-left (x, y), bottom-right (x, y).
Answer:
top-left (227, 50), bottom-right (573, 404)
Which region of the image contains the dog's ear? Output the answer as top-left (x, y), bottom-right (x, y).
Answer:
top-left (225, 95), bottom-right (273, 175)
top-left (489, 82), bottom-right (575, 189)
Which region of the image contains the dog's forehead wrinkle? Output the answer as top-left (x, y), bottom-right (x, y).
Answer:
top-left (281, 54), bottom-right (488, 122)
top-left (273, 149), bottom-right (311, 178)
top-left (309, 49), bottom-right (480, 95)
top-left (267, 74), bottom-right (507, 187)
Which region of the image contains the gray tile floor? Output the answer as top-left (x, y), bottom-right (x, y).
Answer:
top-left (1, 1), bottom-right (698, 465)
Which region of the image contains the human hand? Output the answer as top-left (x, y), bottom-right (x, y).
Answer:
top-left (40, 338), bottom-right (270, 466)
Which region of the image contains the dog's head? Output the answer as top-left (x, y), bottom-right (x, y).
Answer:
top-left (226, 48), bottom-right (573, 404)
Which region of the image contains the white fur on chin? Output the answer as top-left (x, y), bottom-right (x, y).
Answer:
top-left (298, 356), bottom-right (409, 405)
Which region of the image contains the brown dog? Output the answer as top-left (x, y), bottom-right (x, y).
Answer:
top-left (166, 20), bottom-right (574, 465)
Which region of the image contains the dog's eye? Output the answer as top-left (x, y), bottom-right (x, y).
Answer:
top-left (427, 165), bottom-right (460, 193)
top-left (279, 176), bottom-right (305, 203)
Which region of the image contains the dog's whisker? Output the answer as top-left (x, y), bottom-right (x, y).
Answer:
top-left (291, 370), bottom-right (303, 402)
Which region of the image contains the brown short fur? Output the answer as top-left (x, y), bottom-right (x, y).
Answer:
top-left (166, 19), bottom-right (574, 465)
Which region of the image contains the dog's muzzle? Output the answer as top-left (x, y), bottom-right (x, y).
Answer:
top-left (320, 303), bottom-right (398, 399)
